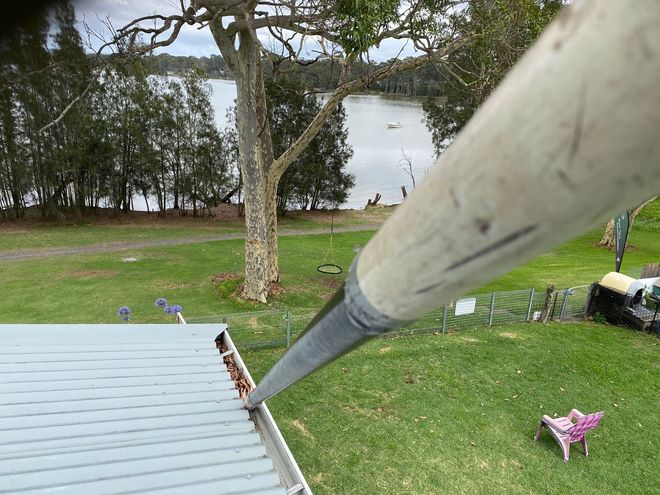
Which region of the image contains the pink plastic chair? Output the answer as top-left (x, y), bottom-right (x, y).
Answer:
top-left (534, 409), bottom-right (604, 461)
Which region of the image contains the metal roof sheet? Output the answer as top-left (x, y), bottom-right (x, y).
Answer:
top-left (0, 324), bottom-right (305, 494)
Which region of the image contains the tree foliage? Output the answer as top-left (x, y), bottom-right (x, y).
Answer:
top-left (423, 0), bottom-right (563, 154)
top-left (54, 0), bottom-right (489, 301)
top-left (334, 0), bottom-right (402, 54)
top-left (0, 2), bottom-right (236, 219)
top-left (265, 79), bottom-right (354, 213)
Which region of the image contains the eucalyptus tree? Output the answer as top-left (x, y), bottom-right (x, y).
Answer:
top-left (109, 0), bottom-right (467, 301)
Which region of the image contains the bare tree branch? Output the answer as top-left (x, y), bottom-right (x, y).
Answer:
top-left (38, 80), bottom-right (94, 133)
top-left (399, 149), bottom-right (416, 189)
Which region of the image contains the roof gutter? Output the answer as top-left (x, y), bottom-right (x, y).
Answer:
top-left (219, 328), bottom-right (312, 495)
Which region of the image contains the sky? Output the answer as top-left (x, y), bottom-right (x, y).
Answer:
top-left (73, 0), bottom-right (417, 61)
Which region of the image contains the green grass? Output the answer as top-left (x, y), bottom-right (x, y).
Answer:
top-left (243, 323), bottom-right (659, 495)
top-left (0, 202), bottom-right (658, 323)
top-left (0, 223), bottom-right (244, 252)
top-left (0, 231), bottom-right (375, 323)
top-left (480, 227), bottom-right (660, 292)
top-left (0, 203), bottom-right (657, 493)
top-left (0, 208), bottom-right (390, 252)
top-left (480, 200), bottom-right (660, 291)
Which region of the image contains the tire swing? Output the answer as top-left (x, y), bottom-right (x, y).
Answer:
top-left (317, 209), bottom-right (343, 275)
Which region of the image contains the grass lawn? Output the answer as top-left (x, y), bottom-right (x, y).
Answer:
top-left (0, 201), bottom-right (658, 322)
top-left (0, 202), bottom-right (657, 493)
top-left (0, 231), bottom-right (375, 322)
top-left (243, 323), bottom-right (659, 495)
top-left (479, 200), bottom-right (660, 291)
top-left (0, 207), bottom-right (390, 252)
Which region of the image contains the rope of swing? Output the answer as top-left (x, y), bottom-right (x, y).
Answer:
top-left (317, 208), bottom-right (342, 274)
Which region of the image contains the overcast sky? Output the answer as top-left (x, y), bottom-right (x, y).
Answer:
top-left (72, 0), bottom-right (416, 61)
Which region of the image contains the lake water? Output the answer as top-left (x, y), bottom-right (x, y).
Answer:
top-left (209, 79), bottom-right (435, 209)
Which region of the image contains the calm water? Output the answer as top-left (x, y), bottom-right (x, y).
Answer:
top-left (209, 79), bottom-right (435, 209)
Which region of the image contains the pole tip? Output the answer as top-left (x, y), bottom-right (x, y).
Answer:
top-left (244, 396), bottom-right (259, 411)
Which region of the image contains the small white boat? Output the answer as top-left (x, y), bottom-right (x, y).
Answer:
top-left (387, 122), bottom-right (403, 128)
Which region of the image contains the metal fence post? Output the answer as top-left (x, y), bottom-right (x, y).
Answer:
top-left (285, 310), bottom-right (292, 348)
top-left (188, 284), bottom-right (593, 349)
top-left (559, 290), bottom-right (570, 322)
top-left (526, 288), bottom-right (535, 321)
top-left (583, 284), bottom-right (594, 318)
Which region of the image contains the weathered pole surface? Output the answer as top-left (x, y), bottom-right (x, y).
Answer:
top-left (245, 0), bottom-right (660, 409)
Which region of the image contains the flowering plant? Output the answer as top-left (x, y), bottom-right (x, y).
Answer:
top-left (164, 304), bottom-right (183, 314)
top-left (117, 306), bottom-right (131, 321)
top-left (117, 299), bottom-right (183, 322)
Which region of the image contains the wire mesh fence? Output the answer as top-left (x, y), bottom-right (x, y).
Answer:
top-left (544, 285), bottom-right (592, 322)
top-left (187, 285), bottom-right (592, 350)
top-left (187, 309), bottom-right (291, 349)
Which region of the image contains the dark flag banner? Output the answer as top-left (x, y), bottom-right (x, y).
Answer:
top-left (614, 211), bottom-right (630, 273)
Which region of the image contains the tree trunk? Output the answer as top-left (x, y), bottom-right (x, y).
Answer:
top-left (142, 189), bottom-right (150, 213)
top-left (539, 285), bottom-right (555, 324)
top-left (207, 21), bottom-right (448, 302)
top-left (597, 218), bottom-right (616, 249)
top-left (233, 31), bottom-right (277, 302)
top-left (597, 196), bottom-right (657, 248)
top-left (266, 182), bottom-right (279, 285)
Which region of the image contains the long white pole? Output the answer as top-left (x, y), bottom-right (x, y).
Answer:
top-left (246, 0), bottom-right (660, 408)
top-left (356, 0), bottom-right (660, 321)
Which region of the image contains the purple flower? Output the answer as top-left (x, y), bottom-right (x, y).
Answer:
top-left (164, 304), bottom-right (183, 315)
top-left (117, 306), bottom-right (131, 321)
top-left (154, 297), bottom-right (168, 308)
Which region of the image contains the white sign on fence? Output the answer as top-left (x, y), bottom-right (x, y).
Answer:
top-left (455, 297), bottom-right (477, 316)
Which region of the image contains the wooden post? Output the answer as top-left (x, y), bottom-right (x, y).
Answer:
top-left (366, 193), bottom-right (382, 209)
top-left (539, 286), bottom-right (555, 324)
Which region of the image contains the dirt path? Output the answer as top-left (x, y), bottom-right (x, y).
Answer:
top-left (0, 224), bottom-right (381, 261)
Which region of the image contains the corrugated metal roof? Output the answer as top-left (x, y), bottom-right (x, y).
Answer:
top-left (0, 324), bottom-right (304, 494)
